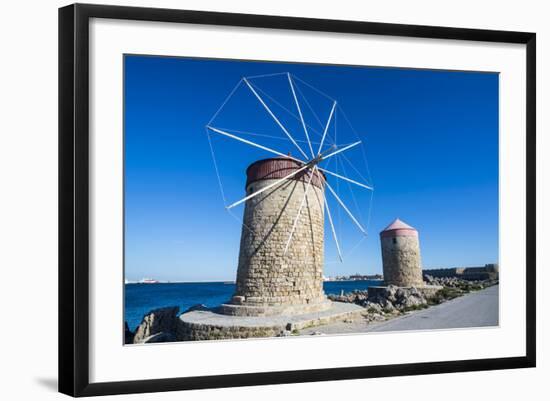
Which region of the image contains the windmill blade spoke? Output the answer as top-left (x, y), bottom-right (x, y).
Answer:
top-left (340, 151), bottom-right (371, 186)
top-left (324, 194), bottom-right (343, 262)
top-left (243, 78), bottom-right (309, 160)
top-left (245, 72), bottom-right (289, 80)
top-left (325, 181), bottom-right (367, 235)
top-left (214, 127), bottom-right (322, 146)
top-left (318, 101), bottom-right (337, 155)
top-left (243, 80), bottom-right (325, 138)
top-left (283, 167), bottom-right (316, 255)
top-left (318, 167), bottom-right (373, 190)
top-left (321, 141), bottom-right (361, 161)
top-left (226, 164), bottom-right (310, 210)
top-left (208, 74), bottom-right (374, 259)
top-left (207, 79), bottom-right (243, 126)
top-left (206, 126), bottom-right (304, 164)
top-left (288, 73), bottom-right (315, 158)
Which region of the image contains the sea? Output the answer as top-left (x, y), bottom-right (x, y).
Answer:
top-left (125, 280), bottom-right (382, 331)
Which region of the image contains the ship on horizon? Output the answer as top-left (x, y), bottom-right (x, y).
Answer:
top-left (138, 278), bottom-right (160, 284)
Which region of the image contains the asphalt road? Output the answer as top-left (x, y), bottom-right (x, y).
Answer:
top-left (366, 285), bottom-right (499, 332)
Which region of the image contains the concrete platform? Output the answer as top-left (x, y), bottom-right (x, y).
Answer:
top-left (177, 301), bottom-right (365, 341)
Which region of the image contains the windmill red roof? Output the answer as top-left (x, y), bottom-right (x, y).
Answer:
top-left (245, 157), bottom-right (326, 190)
top-left (380, 218), bottom-right (418, 238)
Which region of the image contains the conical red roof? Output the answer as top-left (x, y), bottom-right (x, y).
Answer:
top-left (380, 218), bottom-right (418, 238)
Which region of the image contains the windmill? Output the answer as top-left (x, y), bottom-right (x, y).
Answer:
top-left (205, 72), bottom-right (374, 265)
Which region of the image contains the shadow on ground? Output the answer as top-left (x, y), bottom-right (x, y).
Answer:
top-left (35, 377), bottom-right (57, 392)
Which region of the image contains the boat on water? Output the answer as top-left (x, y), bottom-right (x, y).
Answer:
top-left (138, 278), bottom-right (159, 284)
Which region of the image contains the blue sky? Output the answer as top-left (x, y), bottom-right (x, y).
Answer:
top-left (124, 55), bottom-right (499, 282)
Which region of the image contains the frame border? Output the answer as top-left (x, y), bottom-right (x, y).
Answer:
top-left (58, 3), bottom-right (536, 397)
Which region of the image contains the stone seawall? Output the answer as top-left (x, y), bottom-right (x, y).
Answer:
top-left (177, 319), bottom-right (282, 341)
top-left (423, 264), bottom-right (499, 281)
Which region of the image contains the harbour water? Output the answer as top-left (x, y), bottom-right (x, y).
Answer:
top-left (125, 280), bottom-right (382, 330)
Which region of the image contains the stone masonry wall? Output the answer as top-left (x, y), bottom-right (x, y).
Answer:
top-left (381, 235), bottom-right (423, 287)
top-left (423, 264), bottom-right (499, 281)
top-left (234, 177), bottom-right (326, 307)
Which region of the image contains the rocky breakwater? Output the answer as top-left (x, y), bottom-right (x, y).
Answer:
top-left (125, 306), bottom-right (180, 344)
top-left (328, 287), bottom-right (427, 323)
top-left (423, 274), bottom-right (498, 289)
top-left (422, 275), bottom-right (499, 303)
top-left (327, 277), bottom-right (499, 324)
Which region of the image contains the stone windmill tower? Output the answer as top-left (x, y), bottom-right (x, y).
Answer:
top-left (177, 73), bottom-right (375, 340)
top-left (221, 157), bottom-right (330, 316)
top-left (206, 73), bottom-right (374, 316)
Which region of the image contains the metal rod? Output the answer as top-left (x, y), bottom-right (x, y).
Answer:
top-left (243, 78), bottom-right (309, 160)
top-left (318, 167), bottom-right (373, 190)
top-left (207, 126), bottom-right (305, 164)
top-left (318, 101), bottom-right (337, 155)
top-left (324, 194), bottom-right (343, 262)
top-left (226, 164), bottom-right (310, 210)
top-left (321, 140), bottom-right (361, 161)
top-left (283, 166), bottom-right (316, 255)
top-left (288, 73), bottom-right (315, 158)
top-left (325, 181), bottom-right (367, 235)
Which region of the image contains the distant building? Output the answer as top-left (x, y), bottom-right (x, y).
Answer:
top-left (324, 274), bottom-right (383, 282)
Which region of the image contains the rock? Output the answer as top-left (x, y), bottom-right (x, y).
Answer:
top-left (424, 274), bottom-right (435, 284)
top-left (398, 294), bottom-right (426, 308)
top-left (182, 304), bottom-right (209, 313)
top-left (394, 286), bottom-right (427, 309)
top-left (140, 332), bottom-right (176, 344)
top-left (352, 290), bottom-right (369, 303)
top-left (372, 313), bottom-right (385, 321)
top-left (422, 275), bottom-right (498, 290)
top-left (384, 285), bottom-right (399, 302)
top-left (364, 302), bottom-right (382, 313)
top-left (277, 330), bottom-right (292, 337)
top-left (395, 287), bottom-right (410, 300)
top-left (133, 306), bottom-right (179, 344)
top-left (231, 296), bottom-right (245, 305)
top-left (124, 322), bottom-right (134, 345)
top-left (328, 290), bottom-right (369, 305)
top-left (381, 299), bottom-right (395, 313)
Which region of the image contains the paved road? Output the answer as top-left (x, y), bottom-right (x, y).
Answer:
top-left (366, 285), bottom-right (499, 332)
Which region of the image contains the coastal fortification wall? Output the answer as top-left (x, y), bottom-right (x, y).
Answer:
top-left (423, 264), bottom-right (499, 281)
top-left (229, 158), bottom-right (328, 316)
top-left (380, 219), bottom-right (424, 287)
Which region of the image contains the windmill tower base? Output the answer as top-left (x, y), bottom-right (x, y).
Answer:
top-left (177, 301), bottom-right (363, 341)
top-left (218, 297), bottom-right (332, 317)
